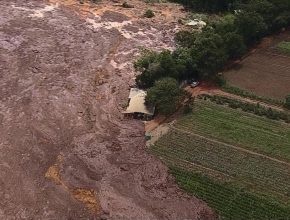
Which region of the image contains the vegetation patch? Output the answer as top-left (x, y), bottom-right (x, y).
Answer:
top-left (144, 9), bottom-right (155, 18)
top-left (277, 41), bottom-right (290, 54)
top-left (200, 94), bottom-right (290, 123)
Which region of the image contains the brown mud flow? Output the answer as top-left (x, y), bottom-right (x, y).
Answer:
top-left (0, 0), bottom-right (215, 219)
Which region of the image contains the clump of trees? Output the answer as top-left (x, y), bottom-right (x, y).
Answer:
top-left (135, 0), bottom-right (290, 84)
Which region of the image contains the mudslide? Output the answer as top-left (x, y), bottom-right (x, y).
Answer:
top-left (0, 1), bottom-right (214, 219)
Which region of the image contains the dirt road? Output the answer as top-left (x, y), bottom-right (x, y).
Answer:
top-left (0, 1), bottom-right (214, 219)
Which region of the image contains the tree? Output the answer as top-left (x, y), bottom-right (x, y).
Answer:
top-left (135, 50), bottom-right (184, 88)
top-left (223, 32), bottom-right (247, 58)
top-left (235, 11), bottom-right (268, 44)
top-left (146, 78), bottom-right (185, 115)
top-left (285, 95), bottom-right (290, 109)
top-left (190, 29), bottom-right (228, 78)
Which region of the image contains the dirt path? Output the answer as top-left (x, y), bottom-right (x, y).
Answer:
top-left (0, 1), bottom-right (215, 220)
top-left (171, 126), bottom-right (290, 167)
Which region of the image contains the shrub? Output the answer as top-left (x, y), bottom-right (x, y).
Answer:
top-left (122, 2), bottom-right (134, 8)
top-left (144, 9), bottom-right (155, 18)
top-left (285, 95), bottom-right (290, 109)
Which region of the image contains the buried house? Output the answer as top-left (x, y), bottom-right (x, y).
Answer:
top-left (123, 88), bottom-right (155, 120)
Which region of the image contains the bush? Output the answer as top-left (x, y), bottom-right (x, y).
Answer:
top-left (144, 9), bottom-right (155, 18)
top-left (122, 2), bottom-right (134, 8)
top-left (285, 95), bottom-right (290, 109)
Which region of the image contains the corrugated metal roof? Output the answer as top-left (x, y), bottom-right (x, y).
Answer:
top-left (123, 88), bottom-right (155, 116)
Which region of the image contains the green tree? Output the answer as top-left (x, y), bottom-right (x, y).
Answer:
top-left (223, 32), bottom-right (247, 58)
top-left (135, 50), bottom-right (184, 88)
top-left (191, 29), bottom-right (228, 78)
top-left (146, 78), bottom-right (185, 115)
top-left (285, 95), bottom-right (290, 109)
top-left (235, 11), bottom-right (268, 44)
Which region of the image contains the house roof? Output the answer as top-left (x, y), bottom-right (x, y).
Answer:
top-left (123, 88), bottom-right (155, 116)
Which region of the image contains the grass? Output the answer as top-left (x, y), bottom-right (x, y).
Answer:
top-left (277, 41), bottom-right (290, 54)
top-left (176, 100), bottom-right (290, 162)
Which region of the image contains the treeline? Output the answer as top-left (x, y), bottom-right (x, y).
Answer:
top-left (135, 0), bottom-right (290, 88)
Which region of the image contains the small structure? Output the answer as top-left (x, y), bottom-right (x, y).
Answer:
top-left (186, 19), bottom-right (206, 30)
top-left (123, 88), bottom-right (155, 120)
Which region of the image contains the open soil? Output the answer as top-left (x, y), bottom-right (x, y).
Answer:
top-left (224, 30), bottom-right (290, 100)
top-left (0, 0), bottom-right (215, 219)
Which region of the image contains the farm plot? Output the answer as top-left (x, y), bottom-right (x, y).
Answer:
top-left (224, 32), bottom-right (290, 100)
top-left (176, 100), bottom-right (290, 162)
top-left (151, 99), bottom-right (290, 219)
top-left (152, 129), bottom-right (290, 201)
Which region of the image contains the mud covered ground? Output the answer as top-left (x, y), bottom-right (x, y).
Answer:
top-left (0, 0), bottom-right (215, 219)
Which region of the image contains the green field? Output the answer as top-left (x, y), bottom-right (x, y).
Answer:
top-left (171, 167), bottom-right (290, 220)
top-left (277, 41), bottom-right (290, 54)
top-left (176, 100), bottom-right (290, 162)
top-left (152, 129), bottom-right (290, 200)
top-left (151, 99), bottom-right (290, 219)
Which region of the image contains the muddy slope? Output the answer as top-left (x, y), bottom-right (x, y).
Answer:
top-left (0, 1), bottom-right (215, 219)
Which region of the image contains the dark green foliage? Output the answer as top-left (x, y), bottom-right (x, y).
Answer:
top-left (223, 32), bottom-right (247, 58)
top-left (285, 95), bottom-right (290, 109)
top-left (175, 30), bottom-right (197, 48)
top-left (144, 9), bottom-right (155, 18)
top-left (146, 78), bottom-right (185, 115)
top-left (235, 11), bottom-right (268, 44)
top-left (135, 50), bottom-right (187, 88)
top-left (190, 29), bottom-right (228, 78)
top-left (170, 167), bottom-right (290, 220)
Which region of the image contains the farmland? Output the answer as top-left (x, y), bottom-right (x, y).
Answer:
top-left (224, 31), bottom-right (290, 100)
top-left (176, 100), bottom-right (290, 162)
top-left (151, 99), bottom-right (290, 219)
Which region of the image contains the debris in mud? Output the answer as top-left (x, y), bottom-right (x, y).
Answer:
top-left (45, 155), bottom-right (101, 214)
top-left (72, 189), bottom-right (101, 213)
